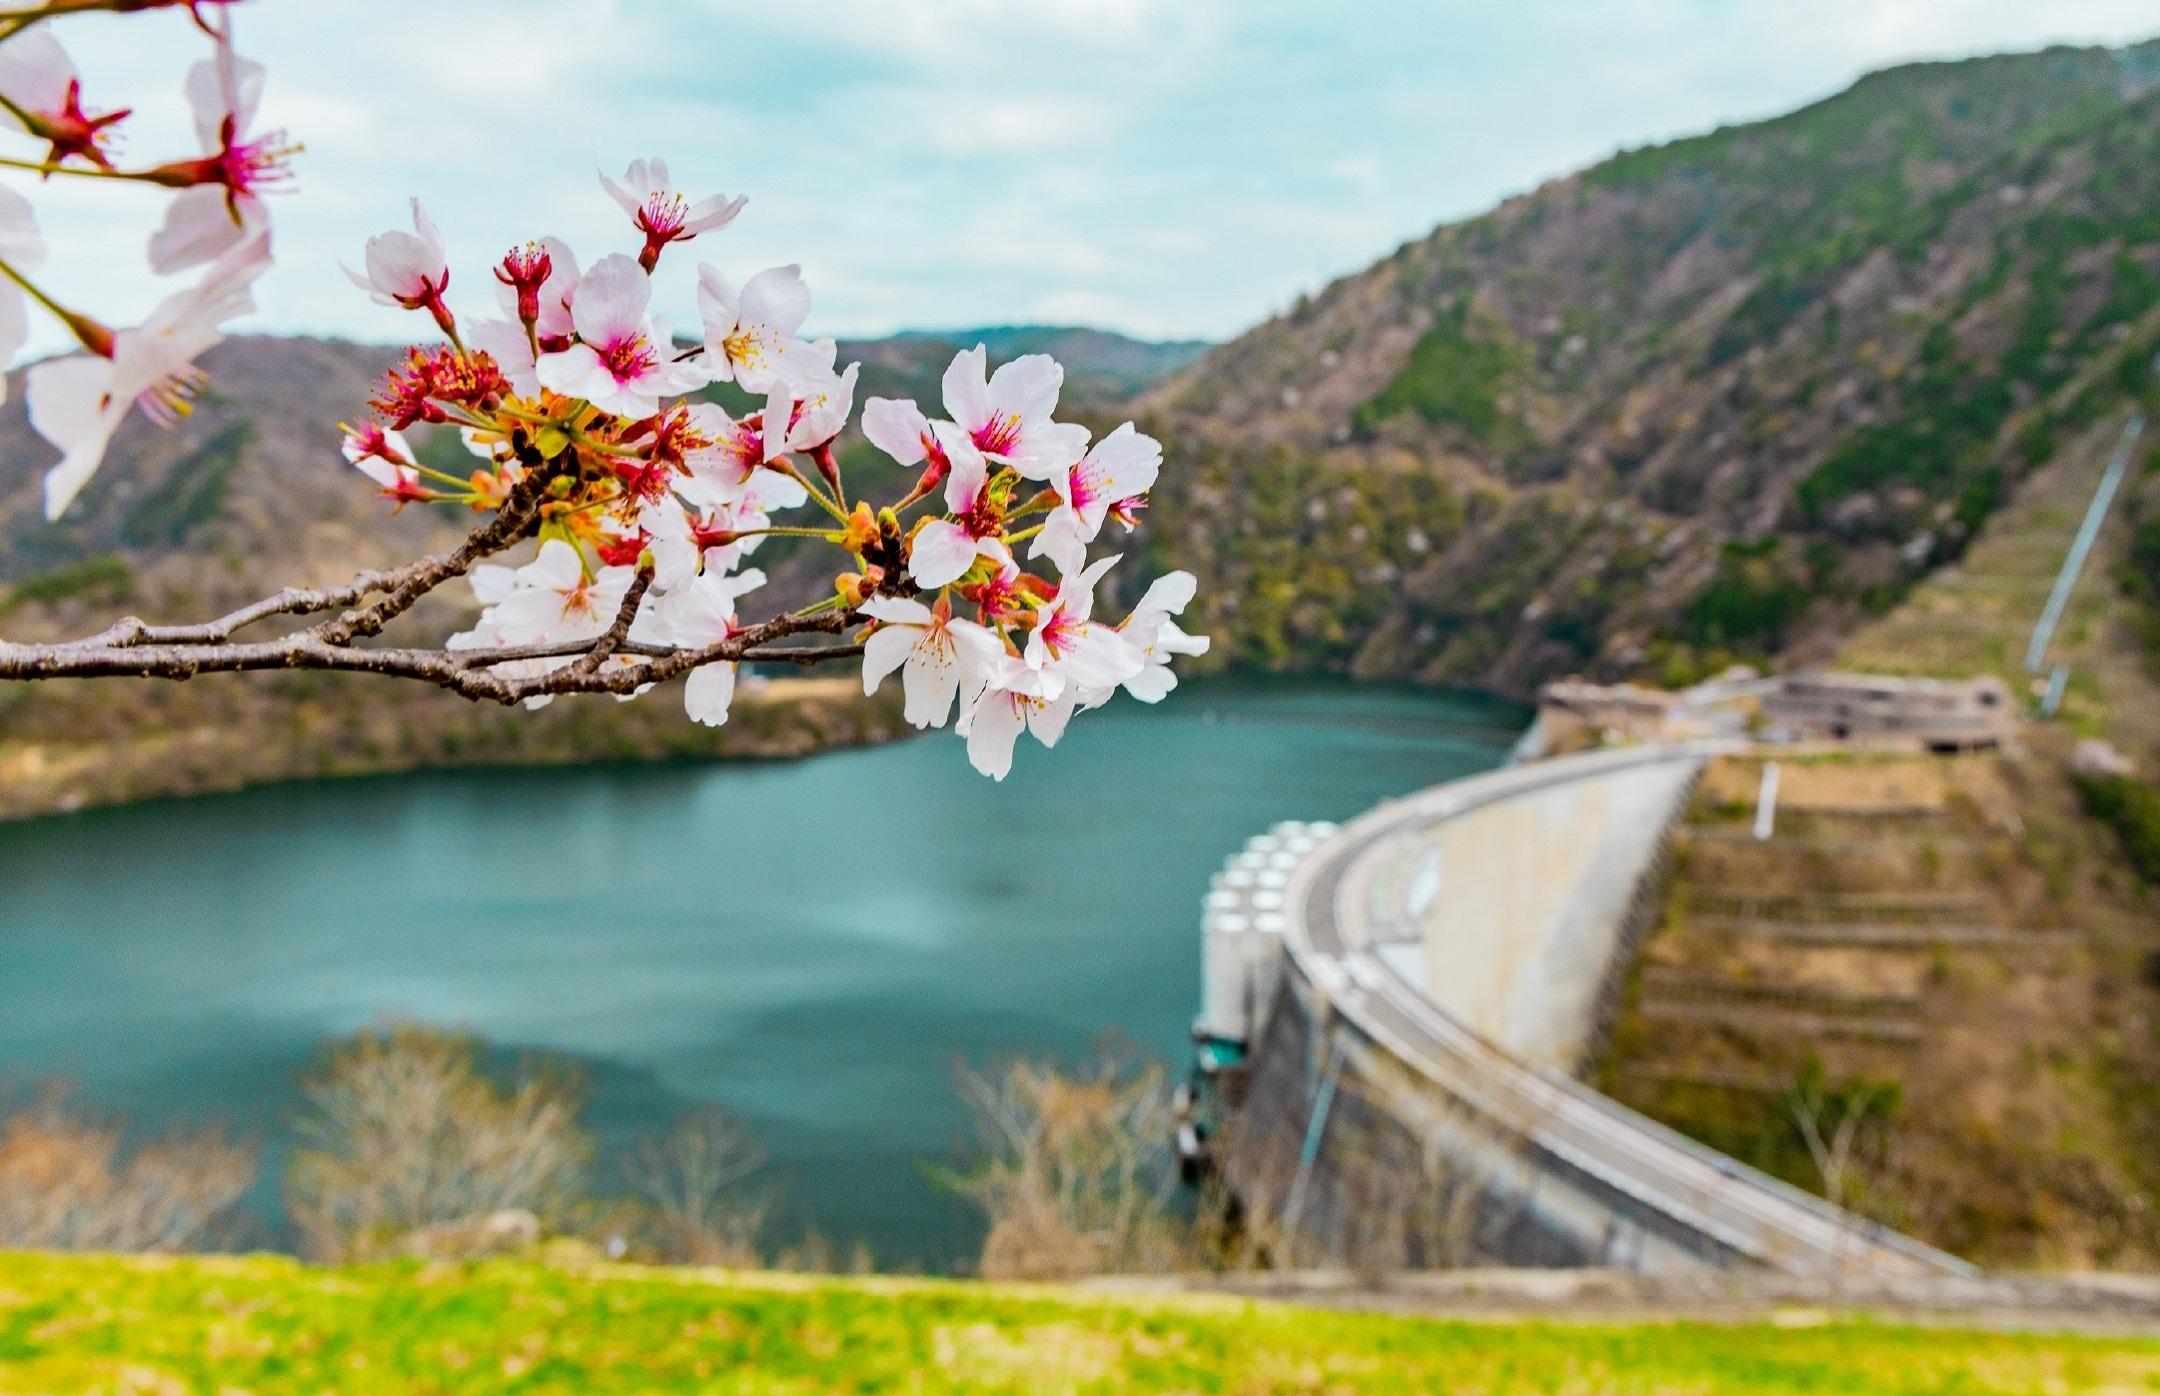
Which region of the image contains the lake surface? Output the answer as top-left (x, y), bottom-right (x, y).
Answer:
top-left (0, 677), bottom-right (1520, 1267)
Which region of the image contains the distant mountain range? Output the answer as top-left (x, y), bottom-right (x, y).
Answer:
top-left (1136, 37), bottom-right (2160, 692)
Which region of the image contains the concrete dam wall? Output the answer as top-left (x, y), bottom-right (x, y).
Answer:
top-left (1196, 743), bottom-right (1972, 1278)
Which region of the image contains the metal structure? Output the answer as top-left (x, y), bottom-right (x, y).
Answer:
top-left (2025, 413), bottom-right (2146, 674)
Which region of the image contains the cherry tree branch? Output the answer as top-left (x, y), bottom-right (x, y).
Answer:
top-left (0, 473), bottom-right (868, 707)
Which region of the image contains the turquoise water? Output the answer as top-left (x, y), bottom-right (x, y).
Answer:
top-left (0, 677), bottom-right (1519, 1266)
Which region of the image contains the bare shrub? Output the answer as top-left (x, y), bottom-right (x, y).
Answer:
top-left (621, 1105), bottom-right (772, 1266)
top-left (285, 1023), bottom-right (592, 1261)
top-left (946, 1043), bottom-right (1186, 1280)
top-left (0, 1082), bottom-right (255, 1253)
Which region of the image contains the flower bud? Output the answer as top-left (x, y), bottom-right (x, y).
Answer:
top-left (494, 242), bottom-right (553, 330)
top-left (840, 503), bottom-right (880, 557)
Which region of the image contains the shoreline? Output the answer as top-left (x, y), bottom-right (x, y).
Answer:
top-left (0, 674), bottom-right (914, 826)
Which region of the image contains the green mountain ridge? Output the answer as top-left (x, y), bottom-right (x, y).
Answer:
top-left (1137, 36), bottom-right (2160, 694)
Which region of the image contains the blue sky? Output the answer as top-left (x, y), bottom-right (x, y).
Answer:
top-left (32, 0), bottom-right (2160, 350)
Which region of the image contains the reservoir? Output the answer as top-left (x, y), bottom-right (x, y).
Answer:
top-left (0, 677), bottom-right (1519, 1266)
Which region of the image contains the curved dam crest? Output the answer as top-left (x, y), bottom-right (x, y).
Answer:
top-left (1197, 742), bottom-right (1974, 1278)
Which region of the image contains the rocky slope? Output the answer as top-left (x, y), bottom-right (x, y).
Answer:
top-left (1138, 38), bottom-right (2160, 694)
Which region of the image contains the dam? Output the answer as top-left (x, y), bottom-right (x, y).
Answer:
top-left (1188, 741), bottom-right (1975, 1278)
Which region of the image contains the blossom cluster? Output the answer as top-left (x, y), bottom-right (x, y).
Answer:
top-left (336, 159), bottom-right (1207, 777)
top-left (0, 1), bottom-right (283, 520)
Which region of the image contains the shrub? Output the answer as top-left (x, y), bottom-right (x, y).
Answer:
top-left (285, 1023), bottom-right (592, 1261)
top-left (0, 1082), bottom-right (254, 1252)
top-left (2075, 772), bottom-right (2160, 887)
top-left (942, 1044), bottom-right (1185, 1281)
top-left (619, 1105), bottom-right (772, 1267)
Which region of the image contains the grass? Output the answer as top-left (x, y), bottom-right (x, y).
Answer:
top-left (1, 1252), bottom-right (2158, 1394)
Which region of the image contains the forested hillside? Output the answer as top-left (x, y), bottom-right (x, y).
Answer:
top-left (1139, 39), bottom-right (2160, 692)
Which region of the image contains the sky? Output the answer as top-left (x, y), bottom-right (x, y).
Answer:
top-left (24, 0), bottom-right (2160, 352)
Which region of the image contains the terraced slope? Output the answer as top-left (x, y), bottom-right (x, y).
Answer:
top-left (1598, 751), bottom-right (2160, 1267)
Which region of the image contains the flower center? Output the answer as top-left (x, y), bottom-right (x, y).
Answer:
top-left (601, 333), bottom-right (658, 383)
top-left (973, 412), bottom-right (1022, 457)
top-left (133, 365), bottom-right (209, 427)
top-left (639, 192), bottom-right (688, 240)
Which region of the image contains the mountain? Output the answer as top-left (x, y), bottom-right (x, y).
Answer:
top-left (1136, 38), bottom-right (2160, 694)
top-left (0, 326), bottom-right (1200, 818)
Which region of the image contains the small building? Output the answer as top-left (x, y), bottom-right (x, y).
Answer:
top-left (1533, 678), bottom-right (1737, 750)
top-left (1761, 671), bottom-right (2013, 751)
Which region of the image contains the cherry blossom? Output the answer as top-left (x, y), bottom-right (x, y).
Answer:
top-left (30, 225), bottom-right (270, 519)
top-left (0, 26), bottom-right (129, 171)
top-left (147, 51), bottom-right (289, 275)
top-left (941, 344), bottom-right (1088, 476)
top-left (494, 237), bottom-right (576, 338)
top-left (696, 262), bottom-right (815, 393)
top-left (601, 158), bottom-right (745, 271)
top-left (631, 494), bottom-right (701, 593)
top-left (907, 433), bottom-right (1009, 588)
top-left (343, 199), bottom-right (453, 335)
top-left (535, 254), bottom-right (705, 418)
top-left (1023, 553), bottom-right (1146, 692)
top-left (0, 185), bottom-right (44, 396)
top-left (687, 477), bottom-right (802, 573)
top-left (646, 566), bottom-right (768, 726)
top-left (1099, 570), bottom-right (1209, 705)
top-left (956, 656), bottom-right (1074, 782)
top-left (767, 354), bottom-right (859, 455)
top-left (473, 539), bottom-right (635, 648)
top-left (677, 401), bottom-right (789, 504)
top-left (1033, 422), bottom-right (1162, 559)
top-left (862, 396), bottom-right (943, 468)
top-left (340, 421), bottom-right (430, 504)
top-left (466, 316), bottom-right (539, 397)
top-left (860, 593), bottom-right (1003, 730)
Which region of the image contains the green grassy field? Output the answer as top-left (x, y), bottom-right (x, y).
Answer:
top-left (0, 1253), bottom-right (2156, 1394)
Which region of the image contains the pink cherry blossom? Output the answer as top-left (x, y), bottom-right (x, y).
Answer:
top-left (861, 397), bottom-right (943, 467)
top-left (1041, 422), bottom-right (1161, 545)
top-left (637, 495), bottom-right (702, 593)
top-left (941, 344), bottom-right (1088, 476)
top-left (602, 158), bottom-right (746, 270)
top-left (696, 262), bottom-right (814, 393)
top-left (907, 432), bottom-right (1008, 589)
top-left (0, 185), bottom-right (45, 397)
top-left (147, 51), bottom-right (289, 274)
top-left (494, 237), bottom-right (577, 338)
top-left (482, 539), bottom-right (635, 648)
top-left (30, 225), bottom-right (269, 519)
top-left (467, 316), bottom-right (539, 397)
top-left (688, 475), bottom-right (803, 573)
top-left (535, 254), bottom-right (706, 418)
top-left (0, 26), bottom-right (129, 171)
top-left (1098, 570), bottom-right (1209, 705)
top-left (860, 593), bottom-right (1004, 730)
top-left (956, 655), bottom-right (1074, 782)
top-left (677, 401), bottom-right (806, 506)
top-left (340, 421), bottom-right (430, 504)
top-left (1023, 553), bottom-right (1145, 692)
top-left (343, 199), bottom-right (452, 334)
top-left (767, 354), bottom-right (859, 455)
top-left (647, 566), bottom-right (767, 726)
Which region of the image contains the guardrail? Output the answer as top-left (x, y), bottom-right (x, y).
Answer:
top-left (1277, 741), bottom-right (1975, 1279)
